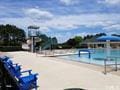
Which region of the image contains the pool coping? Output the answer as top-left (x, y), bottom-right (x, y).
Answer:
top-left (46, 55), bottom-right (120, 76)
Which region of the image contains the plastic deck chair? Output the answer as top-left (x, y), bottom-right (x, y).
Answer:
top-left (0, 56), bottom-right (10, 61)
top-left (0, 56), bottom-right (20, 67)
top-left (19, 72), bottom-right (38, 90)
top-left (3, 60), bottom-right (21, 77)
top-left (8, 65), bottom-right (38, 90)
top-left (1, 56), bottom-right (22, 76)
top-left (3, 58), bottom-right (38, 90)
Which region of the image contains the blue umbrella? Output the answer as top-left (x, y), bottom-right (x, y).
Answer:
top-left (97, 35), bottom-right (120, 41)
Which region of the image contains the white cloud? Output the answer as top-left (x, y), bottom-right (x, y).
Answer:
top-left (51, 32), bottom-right (74, 43)
top-left (24, 8), bottom-right (53, 20)
top-left (1, 13), bottom-right (120, 31)
top-left (105, 0), bottom-right (120, 5)
top-left (60, 0), bottom-right (79, 5)
top-left (103, 24), bottom-right (120, 31)
top-left (39, 26), bottom-right (50, 32)
top-left (1, 12), bottom-right (120, 42)
top-left (41, 13), bottom-right (120, 31)
top-left (51, 32), bottom-right (97, 43)
top-left (98, 0), bottom-right (120, 5)
top-left (0, 17), bottom-right (34, 28)
top-left (76, 32), bottom-right (97, 37)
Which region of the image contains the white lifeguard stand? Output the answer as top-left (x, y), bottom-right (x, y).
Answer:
top-left (28, 25), bottom-right (40, 53)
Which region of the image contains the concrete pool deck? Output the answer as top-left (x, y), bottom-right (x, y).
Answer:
top-left (6, 51), bottom-right (120, 90)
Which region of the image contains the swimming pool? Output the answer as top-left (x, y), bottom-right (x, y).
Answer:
top-left (58, 49), bottom-right (120, 65)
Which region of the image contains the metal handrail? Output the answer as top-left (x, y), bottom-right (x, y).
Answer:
top-left (104, 56), bottom-right (120, 74)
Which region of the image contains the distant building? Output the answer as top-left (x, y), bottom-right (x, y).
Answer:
top-left (81, 37), bottom-right (120, 49)
top-left (87, 41), bottom-right (120, 49)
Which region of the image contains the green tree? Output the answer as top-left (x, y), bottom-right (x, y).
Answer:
top-left (0, 24), bottom-right (25, 46)
top-left (62, 36), bottom-right (83, 48)
top-left (74, 36), bottom-right (83, 43)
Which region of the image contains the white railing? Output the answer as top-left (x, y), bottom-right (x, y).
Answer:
top-left (37, 49), bottom-right (77, 56)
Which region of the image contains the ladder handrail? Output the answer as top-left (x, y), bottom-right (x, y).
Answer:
top-left (78, 49), bottom-right (91, 59)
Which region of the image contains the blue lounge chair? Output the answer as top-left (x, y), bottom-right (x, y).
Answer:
top-left (1, 56), bottom-right (22, 76)
top-left (19, 72), bottom-right (38, 90)
top-left (0, 56), bottom-right (10, 61)
top-left (0, 56), bottom-right (20, 67)
top-left (3, 59), bottom-right (21, 77)
top-left (3, 57), bottom-right (38, 90)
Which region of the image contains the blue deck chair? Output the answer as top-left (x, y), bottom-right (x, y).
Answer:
top-left (19, 72), bottom-right (38, 90)
top-left (1, 56), bottom-right (21, 74)
top-left (3, 59), bottom-right (21, 77)
top-left (1, 56), bottom-right (35, 78)
top-left (0, 56), bottom-right (10, 61)
top-left (3, 58), bottom-right (38, 90)
top-left (0, 56), bottom-right (20, 67)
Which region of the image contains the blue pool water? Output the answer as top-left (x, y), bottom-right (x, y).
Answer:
top-left (58, 49), bottom-right (120, 65)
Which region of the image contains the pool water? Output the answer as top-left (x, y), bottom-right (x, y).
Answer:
top-left (58, 49), bottom-right (120, 65)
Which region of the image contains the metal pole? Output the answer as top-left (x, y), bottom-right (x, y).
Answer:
top-left (31, 37), bottom-right (33, 53)
top-left (115, 58), bottom-right (117, 71)
top-left (50, 37), bottom-right (52, 51)
top-left (33, 37), bottom-right (35, 53)
top-left (78, 50), bottom-right (80, 57)
top-left (104, 59), bottom-right (107, 74)
top-left (88, 51), bottom-right (91, 59)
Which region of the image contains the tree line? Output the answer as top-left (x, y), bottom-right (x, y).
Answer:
top-left (57, 33), bottom-right (120, 49)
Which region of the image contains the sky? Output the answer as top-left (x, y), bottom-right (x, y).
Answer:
top-left (0, 0), bottom-right (120, 43)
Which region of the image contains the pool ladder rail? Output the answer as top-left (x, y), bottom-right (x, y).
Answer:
top-left (104, 56), bottom-right (120, 74)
